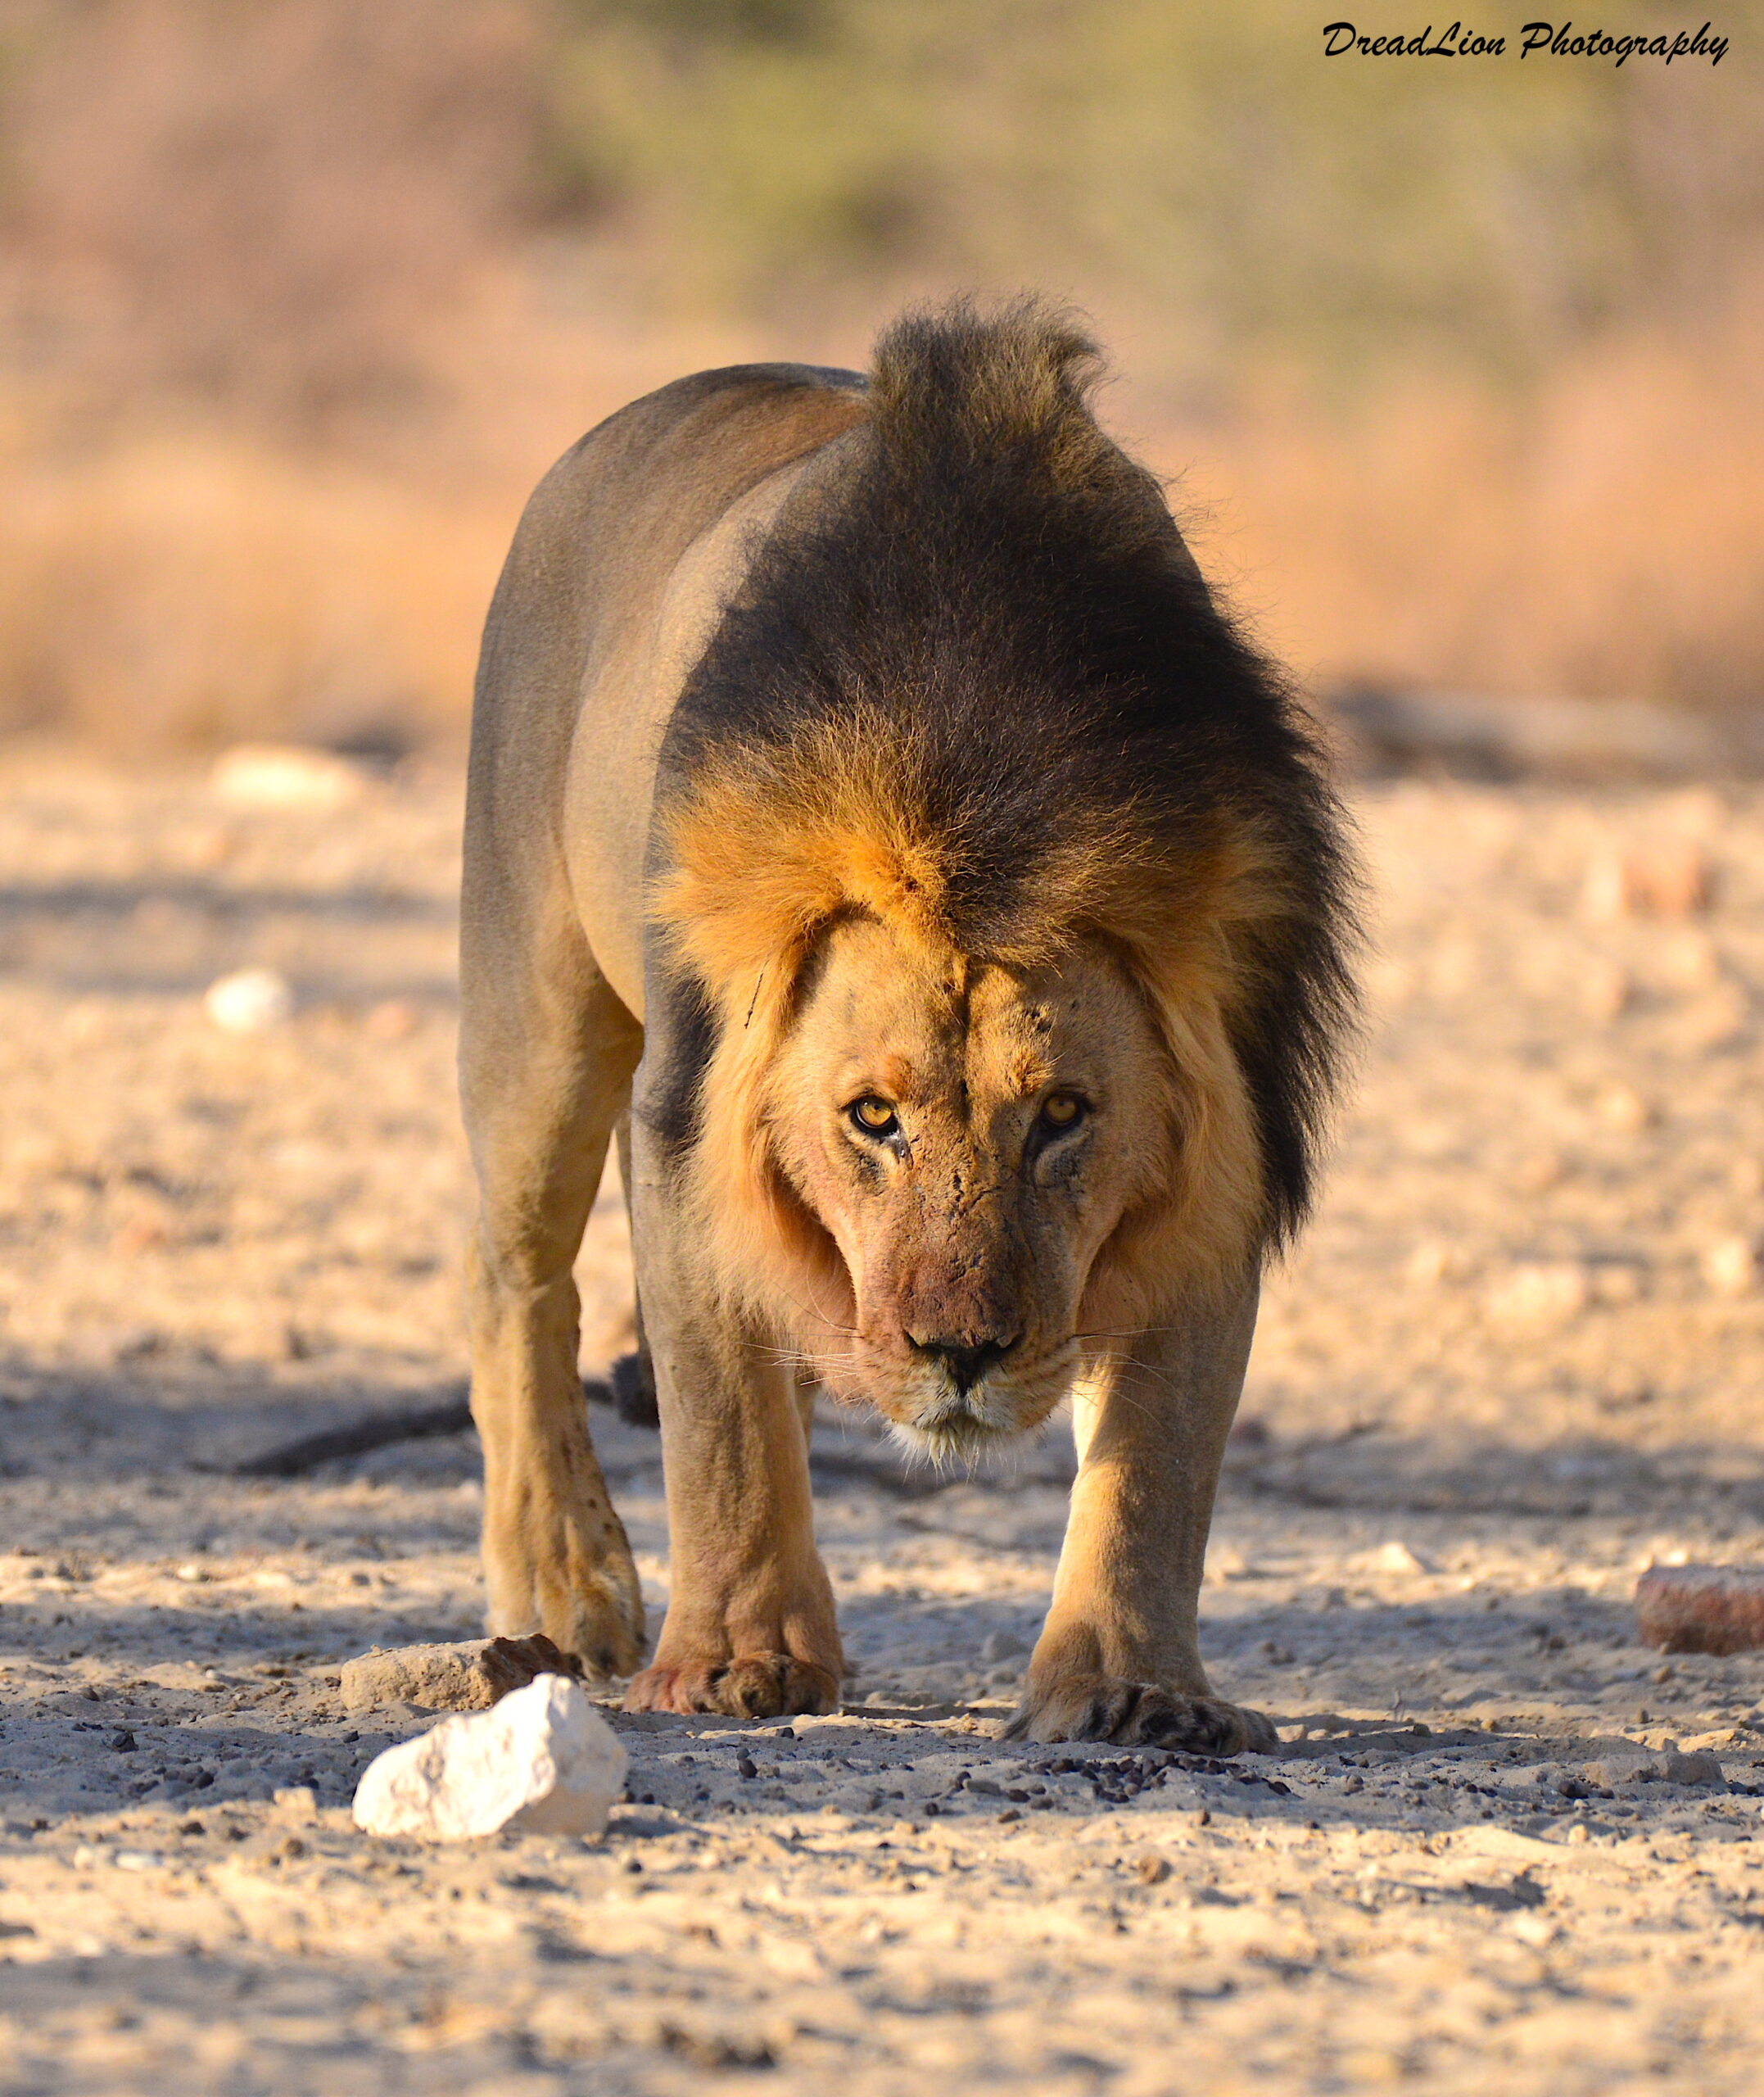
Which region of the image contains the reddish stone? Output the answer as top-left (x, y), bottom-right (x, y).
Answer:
top-left (477, 1633), bottom-right (587, 1699)
top-left (1585, 843), bottom-right (1715, 920)
top-left (1636, 1565), bottom-right (1764, 1655)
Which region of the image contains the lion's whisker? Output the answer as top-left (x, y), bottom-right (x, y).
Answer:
top-left (1071, 1326), bottom-right (1191, 1343)
top-left (776, 1289), bottom-right (860, 1342)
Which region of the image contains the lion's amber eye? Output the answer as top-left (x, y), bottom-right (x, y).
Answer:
top-left (849, 1096), bottom-right (899, 1137)
top-left (1039, 1091), bottom-right (1085, 1132)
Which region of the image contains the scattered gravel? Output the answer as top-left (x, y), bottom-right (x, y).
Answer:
top-left (3, 754), bottom-right (1764, 2093)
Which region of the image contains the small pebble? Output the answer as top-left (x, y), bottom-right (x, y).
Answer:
top-left (1486, 1262), bottom-right (1589, 1328)
top-left (1593, 1083), bottom-right (1653, 1136)
top-left (1703, 1239), bottom-right (1758, 1300)
top-left (1582, 842), bottom-right (1712, 921)
top-left (1372, 1540), bottom-right (1434, 1577)
top-left (210, 743), bottom-right (369, 811)
top-left (204, 967), bottom-right (295, 1035)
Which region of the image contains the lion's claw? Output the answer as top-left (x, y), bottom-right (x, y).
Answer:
top-left (625, 1651), bottom-right (839, 1719)
top-left (1005, 1677), bottom-right (1275, 1754)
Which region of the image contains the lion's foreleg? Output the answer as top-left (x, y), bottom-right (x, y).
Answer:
top-left (460, 938), bottom-right (647, 1683)
top-left (467, 1250), bottom-right (645, 1677)
top-left (1010, 1271), bottom-right (1275, 1752)
top-left (621, 1117), bottom-right (841, 1719)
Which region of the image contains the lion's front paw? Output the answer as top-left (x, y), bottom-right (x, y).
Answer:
top-left (487, 1569), bottom-right (645, 1685)
top-left (482, 1499), bottom-right (645, 1683)
top-left (625, 1652), bottom-right (840, 1719)
top-left (1004, 1675), bottom-right (1276, 1754)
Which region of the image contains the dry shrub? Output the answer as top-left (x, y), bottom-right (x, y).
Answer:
top-left (5, 0), bottom-right (540, 425)
top-left (0, 0), bottom-right (1757, 747)
top-left (3, 280), bottom-right (1762, 750)
top-left (0, 422), bottom-right (508, 748)
top-left (1175, 272), bottom-right (1764, 719)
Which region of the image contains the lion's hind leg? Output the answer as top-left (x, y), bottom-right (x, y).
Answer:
top-left (603, 1116), bottom-right (661, 1430)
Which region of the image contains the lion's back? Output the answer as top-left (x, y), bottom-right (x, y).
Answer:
top-left (464, 361), bottom-right (870, 998)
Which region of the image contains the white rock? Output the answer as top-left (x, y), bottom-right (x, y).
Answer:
top-left (351, 1674), bottom-right (626, 1841)
top-left (1703, 1236), bottom-right (1757, 1299)
top-left (1368, 1539), bottom-right (1435, 1577)
top-left (210, 743), bottom-right (370, 809)
top-left (205, 966), bottom-right (294, 1035)
top-left (1484, 1261), bottom-right (1589, 1328)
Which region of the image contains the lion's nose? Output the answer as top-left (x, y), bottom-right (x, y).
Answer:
top-left (907, 1332), bottom-right (1020, 1393)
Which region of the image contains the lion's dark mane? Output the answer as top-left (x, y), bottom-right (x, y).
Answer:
top-left (658, 300), bottom-right (1358, 1245)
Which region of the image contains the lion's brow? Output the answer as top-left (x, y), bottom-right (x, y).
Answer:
top-left (876, 1053), bottom-right (919, 1098)
top-left (966, 1038), bottom-right (1052, 1101)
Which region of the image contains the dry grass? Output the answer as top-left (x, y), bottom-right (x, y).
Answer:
top-left (1178, 275), bottom-right (1764, 719)
top-left (0, 423), bottom-right (508, 750)
top-left (2, 280), bottom-right (1758, 752)
top-left (0, 0), bottom-right (1757, 750)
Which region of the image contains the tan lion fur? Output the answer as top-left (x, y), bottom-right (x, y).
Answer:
top-left (462, 301), bottom-right (1352, 1742)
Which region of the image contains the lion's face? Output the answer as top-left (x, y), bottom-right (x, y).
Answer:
top-left (762, 915), bottom-right (1179, 1453)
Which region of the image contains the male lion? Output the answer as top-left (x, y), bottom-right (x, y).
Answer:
top-left (460, 301), bottom-right (1355, 1748)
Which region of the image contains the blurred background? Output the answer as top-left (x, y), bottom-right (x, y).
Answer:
top-left (0, 0), bottom-right (1758, 758)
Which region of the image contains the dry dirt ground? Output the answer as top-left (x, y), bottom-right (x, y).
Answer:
top-left (2, 749), bottom-right (1764, 2095)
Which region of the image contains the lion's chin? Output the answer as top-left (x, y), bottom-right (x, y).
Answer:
top-left (871, 1384), bottom-right (1065, 1465)
top-left (814, 1344), bottom-right (1076, 1464)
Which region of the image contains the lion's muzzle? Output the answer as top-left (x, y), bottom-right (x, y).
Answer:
top-left (862, 1332), bottom-right (1073, 1456)
top-left (906, 1329), bottom-right (1020, 1394)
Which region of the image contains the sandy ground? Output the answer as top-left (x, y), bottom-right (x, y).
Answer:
top-left (3, 749), bottom-right (1764, 2094)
